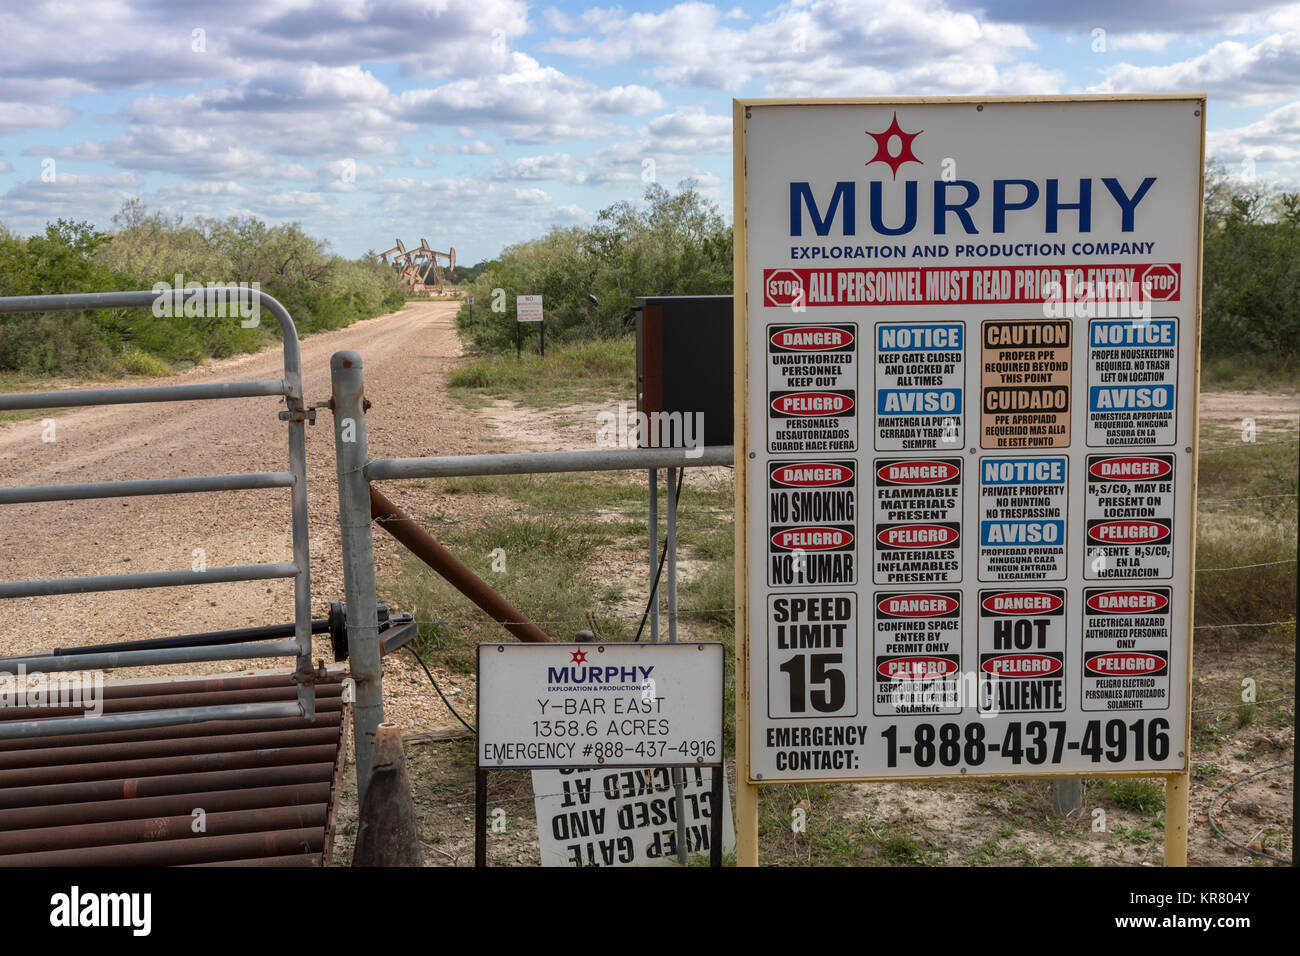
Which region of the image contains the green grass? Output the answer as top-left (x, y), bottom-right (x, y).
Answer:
top-left (1101, 778), bottom-right (1164, 814)
top-left (448, 336), bottom-right (636, 405)
top-left (1200, 353), bottom-right (1300, 392)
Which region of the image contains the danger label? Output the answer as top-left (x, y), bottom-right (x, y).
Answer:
top-left (978, 588), bottom-right (1066, 714)
top-left (768, 460), bottom-right (856, 589)
top-left (873, 591), bottom-right (962, 716)
top-left (1085, 454), bottom-right (1175, 580)
top-left (768, 593), bottom-right (857, 719)
top-left (768, 322), bottom-right (857, 453)
top-left (979, 456), bottom-right (1068, 582)
top-left (873, 322), bottom-right (963, 451)
top-left (1082, 586), bottom-right (1171, 711)
top-left (873, 457), bottom-right (962, 584)
top-left (1087, 318), bottom-right (1177, 447)
top-left (981, 319), bottom-right (1070, 449)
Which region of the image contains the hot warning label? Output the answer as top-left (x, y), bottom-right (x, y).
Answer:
top-left (1085, 454), bottom-right (1175, 580)
top-left (979, 456), bottom-right (1068, 582)
top-left (873, 322), bottom-right (964, 451)
top-left (1082, 587), bottom-right (1171, 711)
top-left (981, 319), bottom-right (1070, 449)
top-left (978, 589), bottom-right (1066, 714)
top-left (1088, 318), bottom-right (1178, 447)
top-left (768, 322), bottom-right (857, 453)
top-left (768, 593), bottom-right (857, 719)
top-left (873, 457), bottom-right (962, 584)
top-left (768, 460), bottom-right (857, 588)
top-left (874, 591), bottom-right (962, 716)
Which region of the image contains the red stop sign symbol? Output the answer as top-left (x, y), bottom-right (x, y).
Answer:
top-left (765, 269), bottom-right (805, 307)
top-left (1139, 264), bottom-right (1179, 301)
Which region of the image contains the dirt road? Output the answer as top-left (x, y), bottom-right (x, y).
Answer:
top-left (0, 301), bottom-right (482, 708)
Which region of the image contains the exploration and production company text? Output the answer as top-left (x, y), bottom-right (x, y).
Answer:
top-left (743, 98), bottom-right (1201, 780)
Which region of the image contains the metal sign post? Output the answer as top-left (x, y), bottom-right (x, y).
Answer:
top-left (517, 294), bottom-right (545, 358)
top-left (733, 95), bottom-right (1206, 867)
top-left (475, 641), bottom-right (726, 867)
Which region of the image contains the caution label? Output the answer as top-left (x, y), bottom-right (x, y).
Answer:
top-left (768, 593), bottom-right (857, 719)
top-left (873, 457), bottom-right (962, 584)
top-left (978, 589), bottom-right (1066, 714)
top-left (981, 319), bottom-right (1071, 449)
top-left (873, 591), bottom-right (962, 716)
top-left (1087, 318), bottom-right (1178, 447)
top-left (768, 322), bottom-right (857, 453)
top-left (1082, 587), bottom-right (1171, 711)
top-left (873, 322), bottom-right (964, 451)
top-left (979, 456), bottom-right (1068, 582)
top-left (1085, 454), bottom-right (1175, 580)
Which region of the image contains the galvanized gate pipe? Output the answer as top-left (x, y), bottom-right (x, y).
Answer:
top-left (369, 485), bottom-right (551, 644)
top-left (330, 351), bottom-right (385, 801)
top-left (666, 467), bottom-right (687, 865)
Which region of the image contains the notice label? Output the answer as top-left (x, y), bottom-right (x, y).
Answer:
top-left (979, 456), bottom-right (1068, 582)
top-left (978, 589), bottom-right (1066, 714)
top-left (1088, 318), bottom-right (1178, 446)
top-left (1082, 587), bottom-right (1171, 711)
top-left (981, 319), bottom-right (1071, 449)
top-left (873, 322), bottom-right (964, 450)
top-left (1085, 454), bottom-right (1175, 580)
top-left (768, 322), bottom-right (857, 453)
top-left (873, 591), bottom-right (962, 716)
top-left (768, 593), bottom-right (857, 718)
top-left (873, 457), bottom-right (962, 584)
top-left (531, 766), bottom-right (735, 867)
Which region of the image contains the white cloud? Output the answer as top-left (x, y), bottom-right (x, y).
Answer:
top-left (1090, 30), bottom-right (1300, 104)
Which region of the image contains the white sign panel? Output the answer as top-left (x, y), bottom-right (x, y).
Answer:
top-left (478, 642), bottom-right (723, 768)
top-left (742, 97), bottom-right (1201, 781)
top-left (517, 294), bottom-right (544, 322)
top-left (532, 767), bottom-right (736, 866)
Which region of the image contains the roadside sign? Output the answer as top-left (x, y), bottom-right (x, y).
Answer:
top-left (477, 642), bottom-right (724, 769)
top-left (467, 293), bottom-right (475, 305)
top-left (516, 294), bottom-right (544, 322)
top-left (735, 96), bottom-right (1204, 799)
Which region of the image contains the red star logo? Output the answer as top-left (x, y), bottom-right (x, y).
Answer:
top-left (866, 112), bottom-right (923, 179)
top-left (570, 648), bottom-right (588, 664)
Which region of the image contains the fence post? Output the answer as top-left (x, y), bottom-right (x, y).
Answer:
top-left (331, 350), bottom-right (385, 803)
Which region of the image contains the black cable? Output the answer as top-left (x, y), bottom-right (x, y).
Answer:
top-left (635, 468), bottom-right (684, 642)
top-left (407, 645), bottom-right (477, 735)
top-left (1206, 760), bottom-right (1293, 865)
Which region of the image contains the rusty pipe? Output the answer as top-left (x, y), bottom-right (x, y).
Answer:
top-left (369, 484), bottom-right (550, 643)
top-left (0, 782), bottom-right (332, 833)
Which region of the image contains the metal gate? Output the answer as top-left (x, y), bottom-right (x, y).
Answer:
top-left (0, 289), bottom-right (316, 737)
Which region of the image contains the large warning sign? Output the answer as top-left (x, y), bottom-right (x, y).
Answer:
top-left (873, 457), bottom-right (962, 584)
top-left (874, 322), bottom-right (964, 450)
top-left (873, 591), bottom-right (962, 716)
top-left (1085, 453), bottom-right (1175, 579)
top-left (741, 96), bottom-right (1202, 782)
top-left (768, 322), bottom-right (858, 453)
top-left (978, 589), bottom-right (1067, 714)
top-left (1088, 318), bottom-right (1178, 446)
top-left (768, 460), bottom-right (857, 587)
top-left (981, 319), bottom-right (1071, 449)
top-left (1082, 587), bottom-right (1172, 711)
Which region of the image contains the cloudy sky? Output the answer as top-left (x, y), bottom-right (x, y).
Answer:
top-left (0, 0), bottom-right (1296, 263)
